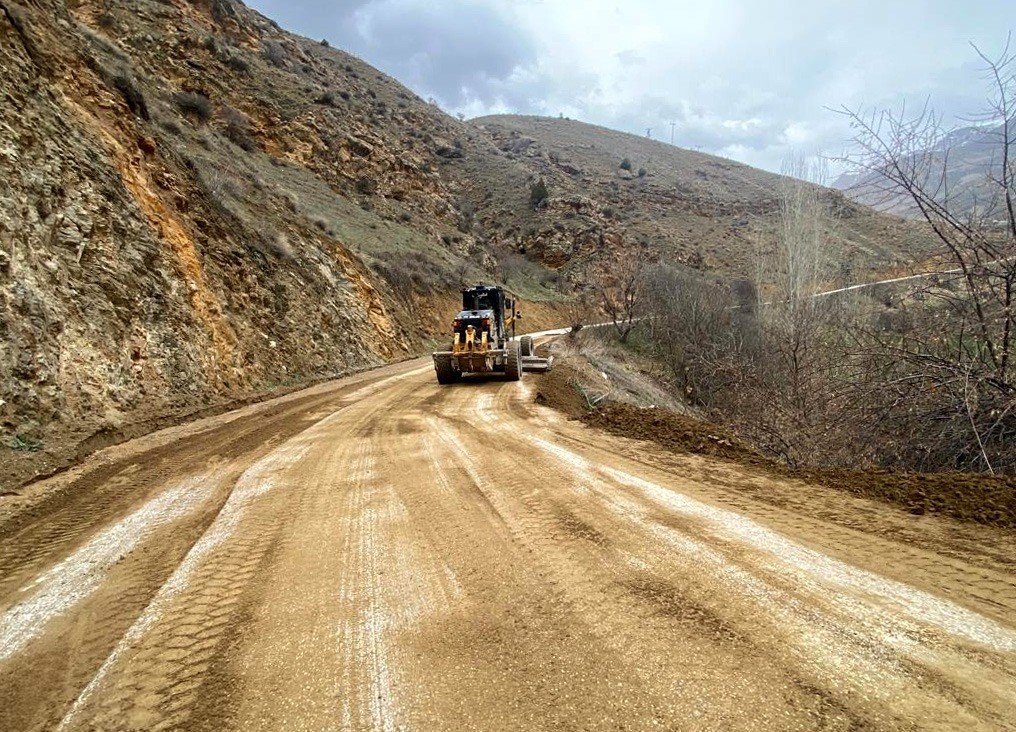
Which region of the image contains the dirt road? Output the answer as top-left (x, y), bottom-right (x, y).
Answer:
top-left (2, 349), bottom-right (1015, 731)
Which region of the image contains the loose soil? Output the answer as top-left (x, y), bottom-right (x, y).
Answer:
top-left (533, 357), bottom-right (1016, 528)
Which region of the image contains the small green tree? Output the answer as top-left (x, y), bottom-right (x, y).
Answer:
top-left (529, 178), bottom-right (549, 208)
top-left (619, 157), bottom-right (632, 171)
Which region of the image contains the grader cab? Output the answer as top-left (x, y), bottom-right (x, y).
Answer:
top-left (432, 285), bottom-right (552, 384)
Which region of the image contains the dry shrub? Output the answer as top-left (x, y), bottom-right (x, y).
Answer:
top-left (174, 91), bottom-right (212, 123)
top-left (109, 67), bottom-right (149, 120)
top-left (263, 40), bottom-right (287, 68)
top-left (220, 105), bottom-right (255, 151)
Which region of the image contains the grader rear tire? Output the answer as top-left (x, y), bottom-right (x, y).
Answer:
top-left (505, 340), bottom-right (523, 381)
top-left (434, 354), bottom-right (460, 384)
top-left (520, 335), bottom-right (534, 357)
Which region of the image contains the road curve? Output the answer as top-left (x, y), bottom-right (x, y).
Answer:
top-left (1, 350), bottom-right (1015, 731)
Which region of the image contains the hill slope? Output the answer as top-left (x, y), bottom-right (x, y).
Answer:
top-left (471, 115), bottom-right (934, 278)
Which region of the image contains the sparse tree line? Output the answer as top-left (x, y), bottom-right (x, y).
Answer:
top-left (584, 43), bottom-right (1016, 474)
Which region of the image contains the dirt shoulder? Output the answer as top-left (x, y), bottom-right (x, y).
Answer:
top-left (533, 348), bottom-right (1016, 529)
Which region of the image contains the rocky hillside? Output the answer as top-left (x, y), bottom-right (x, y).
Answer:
top-left (0, 0), bottom-right (542, 489)
top-left (0, 0), bottom-right (931, 491)
top-left (472, 115), bottom-right (934, 278)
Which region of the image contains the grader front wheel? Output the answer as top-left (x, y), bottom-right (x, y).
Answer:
top-left (505, 340), bottom-right (523, 381)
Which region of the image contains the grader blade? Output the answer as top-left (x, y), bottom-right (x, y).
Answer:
top-left (521, 355), bottom-right (554, 373)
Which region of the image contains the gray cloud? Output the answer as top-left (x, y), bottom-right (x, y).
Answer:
top-left (348, 0), bottom-right (536, 106)
top-left (248, 0), bottom-right (1014, 173)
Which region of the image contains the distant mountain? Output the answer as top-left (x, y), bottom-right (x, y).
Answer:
top-left (832, 122), bottom-right (1011, 221)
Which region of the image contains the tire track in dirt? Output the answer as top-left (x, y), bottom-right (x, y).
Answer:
top-left (3, 352), bottom-right (1015, 730)
top-left (0, 363), bottom-right (429, 730)
top-left (0, 470), bottom-right (223, 662)
top-left (0, 365), bottom-right (425, 598)
top-left (55, 443), bottom-right (313, 731)
top-left (433, 395), bottom-right (856, 729)
top-left (509, 407), bottom-right (1016, 729)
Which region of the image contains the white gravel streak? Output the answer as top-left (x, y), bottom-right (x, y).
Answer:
top-left (56, 443), bottom-right (309, 731)
top-left (602, 466), bottom-right (1016, 654)
top-left (0, 472), bottom-right (219, 662)
top-left (523, 433), bottom-right (1016, 653)
top-left (525, 433), bottom-right (1016, 719)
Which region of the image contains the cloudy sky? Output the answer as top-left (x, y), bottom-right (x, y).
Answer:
top-left (247, 0), bottom-right (1011, 174)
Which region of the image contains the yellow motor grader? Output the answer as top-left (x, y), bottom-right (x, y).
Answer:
top-left (432, 284), bottom-right (552, 384)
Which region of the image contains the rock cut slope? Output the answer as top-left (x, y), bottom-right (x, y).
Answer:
top-left (0, 0), bottom-right (537, 490)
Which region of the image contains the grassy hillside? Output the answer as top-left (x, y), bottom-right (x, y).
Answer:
top-left (472, 115), bottom-right (935, 281)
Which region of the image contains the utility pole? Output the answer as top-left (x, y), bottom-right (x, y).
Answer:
top-left (670, 121), bottom-right (676, 145)
top-left (645, 127), bottom-right (652, 139)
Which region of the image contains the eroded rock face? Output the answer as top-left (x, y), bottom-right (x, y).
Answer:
top-left (0, 0), bottom-right (435, 488)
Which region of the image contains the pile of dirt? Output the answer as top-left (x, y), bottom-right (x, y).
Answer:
top-left (533, 361), bottom-right (593, 418)
top-left (799, 467), bottom-right (1016, 528)
top-left (582, 402), bottom-right (762, 464)
top-left (533, 363), bottom-right (1016, 529)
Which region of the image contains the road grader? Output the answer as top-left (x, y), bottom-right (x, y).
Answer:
top-left (433, 284), bottom-right (553, 384)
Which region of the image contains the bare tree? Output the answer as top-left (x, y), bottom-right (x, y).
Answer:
top-left (775, 155), bottom-right (827, 311)
top-left (839, 38), bottom-right (1016, 472)
top-left (591, 246), bottom-right (650, 342)
top-left (562, 279), bottom-right (594, 336)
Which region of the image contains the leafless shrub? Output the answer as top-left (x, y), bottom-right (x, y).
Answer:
top-left (562, 283), bottom-right (595, 335)
top-left (355, 176), bottom-right (377, 195)
top-left (589, 245), bottom-right (651, 343)
top-left (220, 105), bottom-right (255, 151)
top-left (224, 53), bottom-right (250, 74)
top-left (497, 250), bottom-right (556, 291)
top-left (158, 116), bottom-right (182, 135)
top-left (199, 169), bottom-right (244, 210)
top-left (836, 39), bottom-right (1016, 473)
top-left (174, 91), bottom-right (212, 123)
top-left (109, 67), bottom-right (149, 120)
top-left (263, 40), bottom-right (287, 68)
